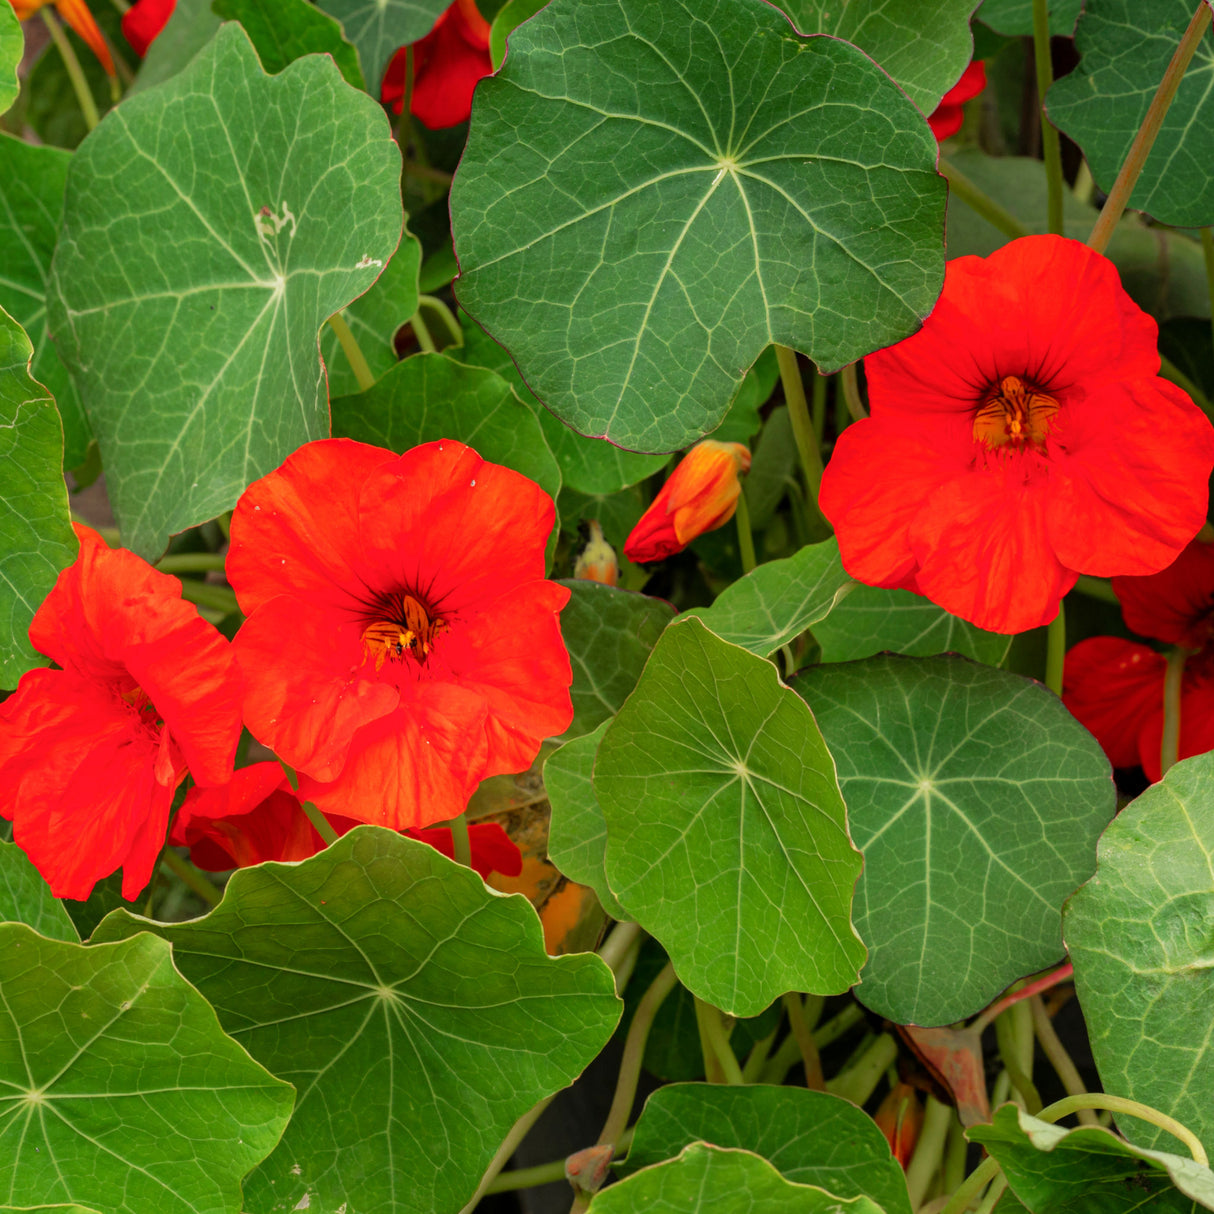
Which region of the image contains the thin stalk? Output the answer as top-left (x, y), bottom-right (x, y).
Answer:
top-left (735, 488), bottom-right (757, 574)
top-left (410, 308), bottom-right (437, 353)
top-left (942, 1112), bottom-right (968, 1195)
top-left (974, 1174), bottom-right (1009, 1214)
top-left (694, 997), bottom-right (744, 1085)
top-left (597, 921), bottom-right (644, 984)
top-left (759, 1000), bottom-right (863, 1084)
top-left (1073, 575), bottom-right (1120, 606)
top-left (840, 362), bottom-right (867, 420)
top-left (1032, 0), bottom-right (1065, 236)
top-left (157, 552), bottom-right (227, 574)
top-left (1161, 647), bottom-right (1188, 777)
top-left (302, 801), bottom-right (340, 846)
top-left (811, 368), bottom-right (827, 445)
top-left (1088, 2), bottom-right (1213, 255)
top-left (42, 9), bottom-right (100, 132)
top-left (327, 313), bottom-right (376, 392)
top-left (1028, 996), bottom-right (1098, 1125)
top-left (460, 1095), bottom-right (557, 1214)
top-left (484, 1157), bottom-right (567, 1194)
top-left (740, 1023), bottom-right (780, 1083)
top-left (972, 963), bottom-right (1073, 1038)
top-left (161, 849), bottom-right (222, 907)
top-left (597, 962), bottom-right (678, 1147)
top-left (774, 345), bottom-right (827, 501)
top-left (449, 812), bottom-right (472, 868)
top-left (939, 1157), bottom-right (1000, 1214)
top-left (1036, 1094), bottom-right (1208, 1165)
top-left (827, 1032), bottom-right (897, 1106)
top-left (177, 580), bottom-right (239, 615)
top-left (781, 992), bottom-right (824, 1089)
top-left (418, 294), bottom-right (464, 347)
top-left (1202, 227), bottom-right (1214, 356)
top-left (906, 1096), bottom-right (954, 1210)
top-left (995, 999), bottom-right (1042, 1113)
top-left (940, 159), bottom-right (1031, 240)
top-left (1044, 600), bottom-right (1065, 697)
top-left (404, 162), bottom-right (454, 186)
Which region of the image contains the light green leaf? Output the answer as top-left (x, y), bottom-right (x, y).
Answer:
top-left (331, 351), bottom-right (560, 502)
top-left (489, 0), bottom-right (547, 69)
top-left (685, 539), bottom-right (853, 657)
top-left (47, 23), bottom-right (403, 558)
top-left (777, 0), bottom-right (979, 113)
top-left (452, 0), bottom-right (946, 454)
top-left (0, 135), bottom-right (88, 468)
top-left (314, 0), bottom-right (446, 90)
top-left (546, 722), bottom-right (629, 919)
top-left (0, 924), bottom-right (294, 1213)
top-left (93, 827), bottom-right (622, 1214)
top-left (623, 1083), bottom-right (912, 1214)
top-left (815, 583), bottom-right (1011, 665)
top-left (557, 578), bottom-right (675, 740)
top-left (1047, 0), bottom-right (1214, 228)
top-left (976, 0), bottom-right (1082, 35)
top-left (131, 0), bottom-right (223, 94)
top-left (795, 654), bottom-right (1114, 1025)
top-left (598, 617), bottom-right (865, 1016)
top-left (0, 1), bottom-right (19, 116)
top-left (0, 307), bottom-right (77, 689)
top-left (969, 1105), bottom-right (1214, 1212)
top-left (590, 1143), bottom-right (886, 1214)
top-left (0, 841), bottom-right (79, 942)
top-left (213, 0), bottom-right (366, 87)
top-left (1065, 751), bottom-right (1214, 1160)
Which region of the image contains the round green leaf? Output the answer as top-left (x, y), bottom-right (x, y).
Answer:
top-left (0, 924), bottom-right (294, 1214)
top-left (452, 0), bottom-right (946, 454)
top-left (557, 579), bottom-right (675, 741)
top-left (1047, 0), bottom-right (1214, 228)
top-left (623, 1083), bottom-right (912, 1214)
top-left (977, 0), bottom-right (1082, 36)
top-left (0, 841), bottom-right (79, 943)
top-left (130, 0), bottom-right (223, 94)
top-left (590, 1143), bottom-right (886, 1214)
top-left (1065, 750), bottom-right (1214, 1161)
top-left (47, 23), bottom-right (403, 558)
top-left (0, 307), bottom-right (77, 690)
top-left (794, 654), bottom-right (1114, 1025)
top-left (92, 827), bottom-right (622, 1214)
top-left (0, 1), bottom-right (20, 117)
top-left (314, 0), bottom-right (446, 90)
top-left (214, 0), bottom-right (365, 87)
top-left (597, 617), bottom-right (865, 1016)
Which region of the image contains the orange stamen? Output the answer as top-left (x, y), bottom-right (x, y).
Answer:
top-left (973, 374), bottom-right (1059, 450)
top-left (361, 595), bottom-right (442, 671)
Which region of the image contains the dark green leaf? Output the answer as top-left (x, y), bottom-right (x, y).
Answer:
top-left (0, 307), bottom-right (77, 689)
top-left (314, 0), bottom-right (447, 90)
top-left (213, 0), bottom-right (365, 87)
top-left (0, 925), bottom-right (294, 1213)
top-left (93, 827), bottom-right (621, 1214)
top-left (0, 841), bottom-right (79, 942)
top-left (976, 0), bottom-right (1082, 36)
top-left (47, 24), bottom-right (403, 557)
top-left (452, 0), bottom-right (946, 453)
top-left (598, 618), bottom-right (865, 1016)
top-left (795, 655), bottom-right (1114, 1025)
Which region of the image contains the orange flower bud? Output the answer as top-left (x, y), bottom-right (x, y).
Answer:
top-left (874, 1082), bottom-right (924, 1169)
top-left (624, 440), bottom-right (751, 563)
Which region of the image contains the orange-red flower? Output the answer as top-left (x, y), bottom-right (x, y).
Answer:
top-left (624, 440), bottom-right (752, 564)
top-left (928, 60), bottom-right (986, 141)
top-left (819, 235), bottom-right (1214, 634)
top-left (120, 0), bottom-right (173, 56)
top-left (10, 0), bottom-right (114, 74)
top-left (380, 0), bottom-right (491, 129)
top-left (226, 438), bottom-right (572, 828)
top-left (0, 525), bottom-right (241, 900)
top-left (171, 761), bottom-right (523, 878)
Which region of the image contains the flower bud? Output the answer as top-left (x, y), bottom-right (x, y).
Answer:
top-left (573, 519), bottom-right (619, 586)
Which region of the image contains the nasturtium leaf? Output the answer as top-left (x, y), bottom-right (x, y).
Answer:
top-left (332, 351), bottom-right (560, 502)
top-left (590, 1143), bottom-right (886, 1214)
top-left (794, 654), bottom-right (1114, 1026)
top-left (557, 579), bottom-right (675, 740)
top-left (47, 23), bottom-right (403, 558)
top-left (213, 0), bottom-right (366, 87)
top-left (546, 722), bottom-right (628, 919)
top-left (1065, 751), bottom-right (1214, 1160)
top-left (597, 617), bottom-right (865, 1016)
top-left (814, 583), bottom-right (1011, 665)
top-left (489, 0), bottom-right (547, 68)
top-left (0, 1), bottom-right (19, 116)
top-left (0, 308), bottom-right (77, 690)
top-left (776, 0), bottom-right (978, 113)
top-left (0, 136), bottom-right (88, 467)
top-left (969, 1105), bottom-right (1214, 1212)
top-left (685, 539), bottom-right (853, 658)
top-left (93, 827), bottom-right (622, 1214)
top-left (623, 1083), bottom-right (912, 1214)
top-left (0, 924), bottom-right (294, 1214)
top-left (745, 405), bottom-right (797, 529)
top-left (452, 0), bottom-right (946, 454)
top-left (0, 1206), bottom-right (102, 1213)
top-left (976, 0), bottom-right (1082, 36)
top-left (0, 842), bottom-right (79, 942)
top-left (314, 0), bottom-right (446, 90)
top-left (319, 230), bottom-right (421, 396)
top-left (1047, 0), bottom-right (1214, 228)
top-left (131, 0), bottom-right (223, 93)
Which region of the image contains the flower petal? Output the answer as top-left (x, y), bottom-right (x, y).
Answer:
top-left (1113, 538), bottom-right (1214, 648)
top-left (1062, 636), bottom-right (1163, 769)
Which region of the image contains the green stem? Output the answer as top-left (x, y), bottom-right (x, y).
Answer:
top-left (906, 1096), bottom-right (954, 1209)
top-left (974, 1174), bottom-right (1009, 1214)
top-left (1036, 1094), bottom-right (1208, 1165)
top-left (597, 920), bottom-right (644, 983)
top-left (1161, 646), bottom-right (1187, 777)
top-left (827, 1032), bottom-right (898, 1106)
top-left (811, 368), bottom-right (827, 446)
top-left (1073, 575), bottom-right (1120, 605)
top-left (450, 811), bottom-right (472, 868)
top-left (484, 1157), bottom-right (567, 1194)
top-left (940, 1157), bottom-right (1000, 1214)
top-left (460, 1095), bottom-right (557, 1214)
top-left (327, 313), bottom-right (376, 392)
top-left (161, 849), bottom-right (222, 907)
top-left (734, 488), bottom-right (757, 574)
top-left (1044, 599), bottom-right (1065, 697)
top-left (157, 552), bottom-right (228, 574)
top-left (1203, 227), bottom-right (1214, 357)
top-left (839, 362), bottom-right (867, 420)
top-left (410, 309), bottom-right (437, 353)
top-left (694, 997), bottom-right (744, 1085)
top-left (178, 580), bottom-right (240, 616)
top-left (302, 801), bottom-right (340, 846)
top-left (971, 963), bottom-right (1074, 1037)
top-left (1031, 0), bottom-right (1065, 236)
top-left (775, 345), bottom-right (827, 503)
top-left (42, 9), bottom-right (100, 133)
top-left (760, 1000), bottom-right (863, 1084)
top-left (404, 162), bottom-right (454, 186)
top-left (995, 999), bottom-right (1042, 1113)
top-left (418, 294), bottom-right (464, 347)
top-left (940, 159), bottom-right (1031, 241)
top-left (597, 962), bottom-right (678, 1147)
top-left (1028, 996), bottom-right (1099, 1126)
top-left (942, 1112), bottom-right (968, 1195)
top-left (781, 992), bottom-right (824, 1089)
top-left (740, 1023), bottom-right (780, 1083)
top-left (1088, 2), bottom-right (1213, 255)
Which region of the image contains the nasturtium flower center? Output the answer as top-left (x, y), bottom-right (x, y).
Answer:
top-left (973, 375), bottom-right (1059, 450)
top-left (360, 591), bottom-right (445, 671)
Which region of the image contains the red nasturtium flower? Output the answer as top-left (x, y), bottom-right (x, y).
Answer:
top-left (819, 235), bottom-right (1214, 634)
top-left (381, 0), bottom-right (491, 129)
top-left (171, 761), bottom-right (523, 878)
top-left (226, 438), bottom-right (572, 828)
top-left (120, 0), bottom-right (174, 56)
top-left (624, 440), bottom-right (752, 564)
top-left (0, 525), bottom-right (241, 900)
top-left (928, 60), bottom-right (986, 141)
top-left (10, 0), bottom-right (114, 74)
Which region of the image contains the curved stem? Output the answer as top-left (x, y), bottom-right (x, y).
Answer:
top-left (995, 999), bottom-right (1042, 1114)
top-left (597, 921), bottom-right (644, 985)
top-left (326, 312), bottom-right (376, 392)
top-left (940, 159), bottom-right (1030, 241)
top-left (450, 811), bottom-right (472, 868)
top-left (484, 1156), bottom-right (567, 1194)
top-left (971, 962), bottom-right (1073, 1037)
top-left (302, 801), bottom-right (340, 846)
top-left (460, 1094), bottom-right (557, 1214)
top-left (734, 488), bottom-right (757, 574)
top-left (827, 1031), bottom-right (897, 1106)
top-left (781, 992), bottom-right (824, 1090)
top-left (157, 552), bottom-right (227, 574)
top-left (906, 1095), bottom-right (954, 1209)
top-left (161, 849), bottom-right (222, 907)
top-left (1032, 0), bottom-right (1064, 236)
top-left (774, 345), bottom-right (827, 504)
top-left (42, 9), bottom-right (100, 133)
top-left (1088, 2), bottom-right (1213, 255)
top-left (1045, 600), bottom-right (1066, 697)
top-left (840, 362), bottom-right (867, 420)
top-left (939, 1156), bottom-right (1000, 1214)
top-left (1161, 647), bottom-right (1188, 777)
top-left (410, 308), bottom-right (437, 353)
top-left (418, 294), bottom-right (464, 347)
top-left (694, 997), bottom-right (744, 1085)
top-left (1036, 1094), bottom-right (1208, 1166)
top-left (1028, 996), bottom-right (1098, 1126)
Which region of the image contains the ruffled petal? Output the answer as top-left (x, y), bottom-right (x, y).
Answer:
top-left (1113, 538), bottom-right (1214, 648)
top-left (410, 0), bottom-right (492, 128)
top-left (1062, 636), bottom-right (1164, 769)
top-left (121, 0), bottom-right (174, 55)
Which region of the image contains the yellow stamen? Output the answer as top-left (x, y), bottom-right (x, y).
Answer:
top-left (973, 375), bottom-right (1059, 450)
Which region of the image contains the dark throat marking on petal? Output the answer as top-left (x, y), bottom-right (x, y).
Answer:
top-left (973, 375), bottom-right (1059, 450)
top-left (360, 590), bottom-right (445, 671)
